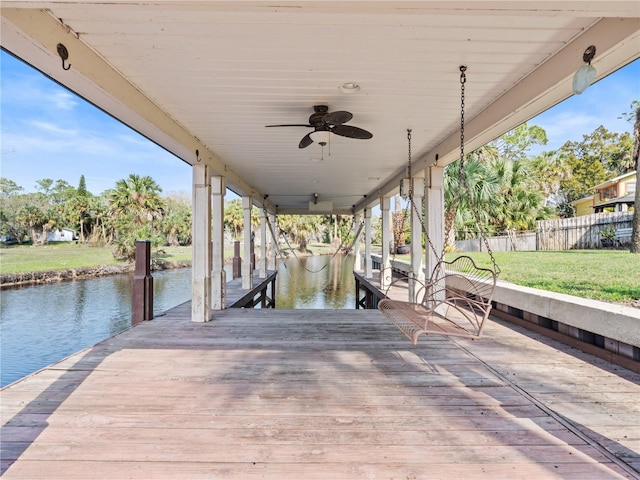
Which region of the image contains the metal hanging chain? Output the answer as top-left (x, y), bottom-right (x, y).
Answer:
top-left (457, 66), bottom-right (500, 274)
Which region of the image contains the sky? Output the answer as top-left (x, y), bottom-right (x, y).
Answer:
top-left (1, 50), bottom-right (639, 197)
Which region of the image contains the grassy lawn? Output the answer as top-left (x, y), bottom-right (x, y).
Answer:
top-left (450, 250), bottom-right (640, 305)
top-left (0, 243), bottom-right (194, 274)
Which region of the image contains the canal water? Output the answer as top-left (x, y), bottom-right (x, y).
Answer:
top-left (0, 254), bottom-right (356, 387)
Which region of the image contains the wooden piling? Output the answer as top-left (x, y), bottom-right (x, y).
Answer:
top-left (132, 240), bottom-right (153, 325)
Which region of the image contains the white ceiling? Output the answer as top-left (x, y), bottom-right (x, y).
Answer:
top-left (2, 2), bottom-right (639, 214)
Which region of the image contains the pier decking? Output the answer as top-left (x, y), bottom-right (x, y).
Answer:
top-left (2, 305), bottom-right (639, 479)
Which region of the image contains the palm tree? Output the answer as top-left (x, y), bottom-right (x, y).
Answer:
top-left (444, 147), bottom-right (500, 244)
top-left (224, 199), bottom-right (244, 240)
top-left (278, 215), bottom-right (322, 253)
top-left (107, 174), bottom-right (164, 260)
top-left (108, 174), bottom-right (164, 226)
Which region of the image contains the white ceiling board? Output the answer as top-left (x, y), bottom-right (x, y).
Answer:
top-left (2, 2), bottom-right (639, 215)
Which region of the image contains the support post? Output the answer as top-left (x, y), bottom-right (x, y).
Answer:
top-left (268, 213), bottom-right (277, 271)
top-left (211, 175), bottom-right (226, 310)
top-left (250, 235), bottom-right (256, 272)
top-left (364, 208), bottom-right (372, 279)
top-left (380, 195), bottom-right (391, 289)
top-left (132, 240), bottom-right (153, 325)
top-left (409, 175), bottom-right (425, 302)
top-left (425, 166), bottom-right (445, 294)
top-left (242, 196), bottom-right (253, 289)
top-left (259, 210), bottom-right (267, 278)
top-left (191, 163), bottom-right (211, 322)
top-left (353, 212), bottom-right (362, 271)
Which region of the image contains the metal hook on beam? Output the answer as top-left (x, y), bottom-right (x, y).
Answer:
top-left (57, 43), bottom-right (71, 71)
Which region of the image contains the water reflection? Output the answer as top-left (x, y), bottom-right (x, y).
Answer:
top-left (0, 268), bottom-right (192, 387)
top-left (276, 254), bottom-right (355, 309)
top-left (1, 255), bottom-right (357, 386)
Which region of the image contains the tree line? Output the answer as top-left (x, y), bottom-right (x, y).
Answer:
top-left (0, 174), bottom-right (191, 260)
top-left (443, 121), bottom-right (636, 242)
top-left (0, 173), bottom-right (352, 260)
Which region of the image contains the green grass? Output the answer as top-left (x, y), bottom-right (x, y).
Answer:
top-left (450, 250), bottom-right (640, 305)
top-left (0, 243), bottom-right (194, 274)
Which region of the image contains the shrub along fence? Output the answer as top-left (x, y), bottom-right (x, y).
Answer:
top-left (455, 211), bottom-right (633, 252)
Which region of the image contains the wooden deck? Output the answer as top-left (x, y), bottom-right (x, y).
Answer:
top-left (2, 305), bottom-right (639, 479)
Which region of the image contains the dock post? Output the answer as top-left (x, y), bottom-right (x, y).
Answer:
top-left (132, 240), bottom-right (153, 325)
top-left (250, 232), bottom-right (256, 272)
top-left (233, 241), bottom-right (241, 278)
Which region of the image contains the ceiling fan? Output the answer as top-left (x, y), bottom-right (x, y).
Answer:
top-left (266, 105), bottom-right (373, 148)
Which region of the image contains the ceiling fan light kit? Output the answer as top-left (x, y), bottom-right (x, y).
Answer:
top-left (309, 130), bottom-right (331, 144)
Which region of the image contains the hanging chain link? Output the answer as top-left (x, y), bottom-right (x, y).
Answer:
top-left (407, 129), bottom-right (412, 199)
top-left (458, 66), bottom-right (500, 274)
top-left (459, 66), bottom-right (466, 174)
top-left (402, 67), bottom-right (499, 274)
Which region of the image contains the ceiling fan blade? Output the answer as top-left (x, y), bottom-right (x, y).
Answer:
top-left (298, 132), bottom-right (314, 148)
top-left (331, 124), bottom-right (373, 139)
top-left (323, 110), bottom-right (352, 126)
top-left (265, 124), bottom-right (313, 128)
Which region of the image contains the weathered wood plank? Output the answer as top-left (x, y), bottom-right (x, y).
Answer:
top-left (2, 308), bottom-right (639, 479)
top-left (1, 460), bottom-right (632, 480)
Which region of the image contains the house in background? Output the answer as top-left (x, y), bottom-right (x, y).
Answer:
top-left (570, 194), bottom-right (597, 217)
top-left (47, 228), bottom-right (76, 243)
top-left (571, 171), bottom-right (636, 216)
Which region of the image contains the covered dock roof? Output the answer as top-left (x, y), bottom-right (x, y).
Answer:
top-left (2, 1), bottom-right (639, 214)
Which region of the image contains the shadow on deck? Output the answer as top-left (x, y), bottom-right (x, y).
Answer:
top-left (1, 305), bottom-right (639, 479)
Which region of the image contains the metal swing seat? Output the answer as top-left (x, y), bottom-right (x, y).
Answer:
top-left (377, 66), bottom-right (499, 345)
top-left (378, 254), bottom-right (497, 345)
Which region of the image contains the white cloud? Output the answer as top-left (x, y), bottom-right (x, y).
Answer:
top-left (28, 120), bottom-right (77, 135)
top-left (50, 90), bottom-right (78, 111)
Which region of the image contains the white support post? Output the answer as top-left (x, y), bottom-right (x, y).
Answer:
top-left (242, 196), bottom-right (253, 289)
top-left (268, 213), bottom-right (277, 271)
top-left (211, 175), bottom-right (226, 310)
top-left (425, 166), bottom-right (445, 279)
top-left (191, 164), bottom-right (211, 322)
top-left (364, 208), bottom-right (372, 279)
top-left (353, 212), bottom-right (362, 271)
top-left (380, 196), bottom-right (391, 289)
top-left (259, 209), bottom-right (267, 278)
top-left (409, 175), bottom-right (425, 302)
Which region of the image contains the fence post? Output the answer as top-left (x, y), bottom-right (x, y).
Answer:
top-left (132, 240), bottom-right (153, 325)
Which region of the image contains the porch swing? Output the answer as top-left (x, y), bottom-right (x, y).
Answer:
top-left (378, 66), bottom-right (499, 345)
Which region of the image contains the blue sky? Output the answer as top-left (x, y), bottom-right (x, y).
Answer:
top-left (1, 50), bottom-right (638, 196)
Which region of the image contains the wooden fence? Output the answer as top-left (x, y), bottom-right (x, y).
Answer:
top-left (536, 211), bottom-right (633, 251)
top-left (454, 212), bottom-right (634, 252)
top-left (456, 232), bottom-right (536, 252)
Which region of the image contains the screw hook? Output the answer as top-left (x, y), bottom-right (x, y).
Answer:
top-left (57, 43), bottom-right (71, 71)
